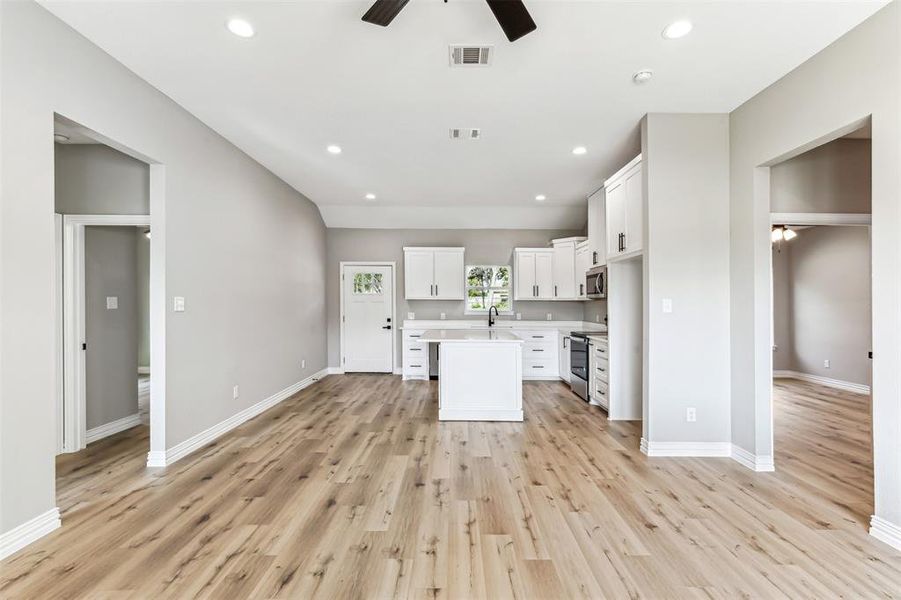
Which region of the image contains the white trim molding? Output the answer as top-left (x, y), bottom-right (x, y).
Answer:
top-left (327, 367), bottom-right (345, 375)
top-left (773, 370), bottom-right (870, 394)
top-left (640, 439), bottom-right (732, 457)
top-left (869, 516), bottom-right (901, 551)
top-left (731, 444), bottom-right (776, 472)
top-left (85, 413), bottom-right (142, 444)
top-left (0, 508), bottom-right (61, 560)
top-left (770, 212), bottom-right (871, 226)
top-left (146, 368), bottom-right (328, 468)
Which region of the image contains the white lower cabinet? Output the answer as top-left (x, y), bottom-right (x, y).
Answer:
top-left (402, 329), bottom-right (428, 380)
top-left (589, 338), bottom-right (609, 410)
top-left (559, 333), bottom-right (571, 383)
top-left (402, 326), bottom-right (561, 381)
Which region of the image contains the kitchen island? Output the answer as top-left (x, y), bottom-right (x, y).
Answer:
top-left (419, 329), bottom-right (524, 421)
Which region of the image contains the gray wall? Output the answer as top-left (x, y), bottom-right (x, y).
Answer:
top-left (1, 1), bottom-right (327, 536)
top-left (729, 1), bottom-right (899, 527)
top-left (770, 138), bottom-right (872, 213)
top-left (84, 226), bottom-right (140, 429)
top-left (642, 113), bottom-right (732, 444)
top-left (325, 228), bottom-right (601, 368)
top-left (136, 229), bottom-right (150, 368)
top-left (772, 246), bottom-right (793, 371)
top-left (773, 227), bottom-right (871, 386)
top-left (54, 143), bottom-right (150, 214)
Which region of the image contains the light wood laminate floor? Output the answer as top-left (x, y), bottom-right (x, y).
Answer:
top-left (2, 375), bottom-right (899, 598)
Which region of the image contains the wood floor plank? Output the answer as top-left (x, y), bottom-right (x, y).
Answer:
top-left (1, 375), bottom-right (899, 599)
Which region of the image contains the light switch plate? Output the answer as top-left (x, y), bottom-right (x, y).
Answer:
top-left (546, 313), bottom-right (552, 321)
top-left (407, 312), bottom-right (415, 320)
top-left (106, 296), bottom-right (118, 310)
top-left (516, 313), bottom-right (522, 320)
top-left (232, 385), bottom-right (239, 399)
top-left (440, 313), bottom-right (446, 320)
top-left (173, 296), bottom-right (185, 312)
top-left (662, 298), bottom-right (673, 313)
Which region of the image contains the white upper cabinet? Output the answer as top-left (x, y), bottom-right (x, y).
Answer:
top-left (515, 238), bottom-right (585, 301)
top-left (575, 240), bottom-right (591, 299)
top-left (514, 249), bottom-right (554, 300)
top-left (587, 188), bottom-right (606, 267)
top-left (605, 154), bottom-right (643, 261)
top-left (403, 247), bottom-right (464, 300)
top-left (433, 249), bottom-right (465, 299)
top-left (551, 239), bottom-right (576, 299)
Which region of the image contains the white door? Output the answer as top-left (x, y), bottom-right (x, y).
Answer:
top-left (606, 181), bottom-right (625, 257)
top-left (433, 249), bottom-right (464, 299)
top-left (535, 251), bottom-right (555, 299)
top-left (516, 252), bottom-right (536, 299)
top-left (404, 250), bottom-right (434, 299)
top-left (552, 242), bottom-right (576, 299)
top-left (343, 265), bottom-right (393, 372)
top-left (624, 165), bottom-right (643, 254)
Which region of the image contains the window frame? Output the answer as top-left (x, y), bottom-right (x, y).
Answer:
top-left (464, 264), bottom-right (514, 315)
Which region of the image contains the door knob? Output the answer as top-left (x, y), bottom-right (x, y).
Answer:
top-left (382, 325), bottom-right (392, 330)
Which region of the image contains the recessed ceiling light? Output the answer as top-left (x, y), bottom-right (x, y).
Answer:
top-left (662, 19), bottom-right (692, 40)
top-left (365, 193), bottom-right (376, 200)
top-left (327, 145), bottom-right (342, 155)
top-left (535, 194), bottom-right (546, 201)
top-left (227, 18), bottom-right (255, 38)
top-left (633, 69), bottom-right (654, 84)
top-left (572, 146), bottom-right (587, 156)
top-left (53, 133), bottom-right (70, 143)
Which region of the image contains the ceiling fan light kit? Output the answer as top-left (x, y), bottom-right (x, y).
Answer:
top-left (362, 0), bottom-right (537, 43)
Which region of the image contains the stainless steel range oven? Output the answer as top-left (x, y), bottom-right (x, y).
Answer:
top-left (569, 332), bottom-right (590, 401)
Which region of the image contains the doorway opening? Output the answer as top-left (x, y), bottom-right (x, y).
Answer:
top-left (339, 262), bottom-right (396, 374)
top-left (53, 114), bottom-right (166, 505)
top-left (768, 122), bottom-right (873, 529)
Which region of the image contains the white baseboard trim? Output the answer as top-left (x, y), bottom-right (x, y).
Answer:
top-left (730, 444), bottom-right (775, 472)
top-left (146, 368), bottom-right (328, 468)
top-left (0, 507), bottom-right (61, 560)
top-left (327, 367), bottom-right (345, 375)
top-left (86, 413), bottom-right (142, 444)
top-left (774, 370), bottom-right (869, 394)
top-left (138, 366), bottom-right (150, 375)
top-left (439, 408), bottom-right (523, 422)
top-left (393, 367), bottom-right (403, 375)
top-left (870, 516), bottom-right (901, 551)
top-left (640, 438), bottom-right (732, 457)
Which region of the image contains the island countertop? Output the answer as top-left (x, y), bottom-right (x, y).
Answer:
top-left (419, 329), bottom-right (524, 343)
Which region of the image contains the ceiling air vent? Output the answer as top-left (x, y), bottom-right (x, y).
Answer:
top-left (449, 45), bottom-right (493, 67)
top-left (449, 128), bottom-right (481, 140)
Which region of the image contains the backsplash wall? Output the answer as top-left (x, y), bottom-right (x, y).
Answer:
top-left (326, 228), bottom-right (607, 368)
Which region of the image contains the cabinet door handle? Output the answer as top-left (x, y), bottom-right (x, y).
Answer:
top-left (563, 336), bottom-right (569, 348)
top-left (435, 284), bottom-right (438, 296)
top-left (532, 365), bottom-right (544, 369)
top-left (532, 349), bottom-right (544, 352)
top-left (554, 285), bottom-right (557, 297)
top-left (592, 251), bottom-right (598, 265)
top-left (579, 283), bottom-right (584, 296)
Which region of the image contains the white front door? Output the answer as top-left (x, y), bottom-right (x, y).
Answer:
top-left (343, 265), bottom-right (393, 372)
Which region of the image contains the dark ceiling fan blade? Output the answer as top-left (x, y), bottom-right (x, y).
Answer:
top-left (485, 0), bottom-right (537, 42)
top-left (362, 0), bottom-right (411, 27)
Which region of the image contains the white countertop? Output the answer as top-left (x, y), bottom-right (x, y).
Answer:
top-left (419, 329), bottom-right (524, 343)
top-left (402, 319), bottom-right (606, 334)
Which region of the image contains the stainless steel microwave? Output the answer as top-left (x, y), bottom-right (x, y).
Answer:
top-left (585, 266), bottom-right (607, 299)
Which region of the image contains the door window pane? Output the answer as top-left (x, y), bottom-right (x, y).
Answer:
top-left (353, 272), bottom-right (383, 294)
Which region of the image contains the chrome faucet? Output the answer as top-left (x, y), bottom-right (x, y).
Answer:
top-left (488, 305), bottom-right (499, 327)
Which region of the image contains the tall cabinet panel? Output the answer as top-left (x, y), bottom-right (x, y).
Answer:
top-left (404, 250), bottom-right (434, 299)
top-left (605, 155), bottom-right (643, 262)
top-left (534, 252), bottom-right (554, 300)
top-left (587, 188), bottom-right (606, 267)
top-left (552, 241), bottom-right (576, 299)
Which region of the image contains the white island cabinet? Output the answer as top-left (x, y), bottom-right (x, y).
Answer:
top-left (419, 329), bottom-right (524, 422)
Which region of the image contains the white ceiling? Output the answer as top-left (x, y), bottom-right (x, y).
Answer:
top-left (42, 0), bottom-right (887, 229)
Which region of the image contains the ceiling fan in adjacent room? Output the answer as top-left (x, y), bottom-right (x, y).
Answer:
top-left (362, 0), bottom-right (537, 42)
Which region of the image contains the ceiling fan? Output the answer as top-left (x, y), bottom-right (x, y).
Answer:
top-left (362, 0), bottom-right (537, 43)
